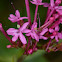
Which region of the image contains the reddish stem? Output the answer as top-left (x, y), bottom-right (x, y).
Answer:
top-left (34, 5), bottom-right (38, 23)
top-left (38, 17), bottom-right (54, 32)
top-left (44, 8), bottom-right (54, 23)
top-left (46, 7), bottom-right (50, 18)
top-left (25, 0), bottom-right (31, 26)
top-left (32, 41), bottom-right (37, 52)
top-left (0, 23), bottom-right (14, 44)
top-left (50, 20), bottom-right (61, 29)
top-left (46, 39), bottom-right (51, 51)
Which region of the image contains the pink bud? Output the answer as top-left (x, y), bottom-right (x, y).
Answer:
top-left (7, 45), bottom-right (11, 48)
top-left (35, 48), bottom-right (37, 51)
top-left (28, 49), bottom-right (33, 54)
top-left (48, 50), bottom-right (50, 53)
top-left (0, 23), bottom-right (2, 30)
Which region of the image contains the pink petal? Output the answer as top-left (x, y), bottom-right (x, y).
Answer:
top-left (50, 0), bottom-right (54, 7)
top-left (30, 1), bottom-right (37, 4)
top-left (15, 10), bottom-right (20, 18)
top-left (9, 14), bottom-right (16, 18)
top-left (20, 22), bottom-right (29, 31)
top-left (55, 26), bottom-right (60, 31)
top-left (56, 10), bottom-right (62, 15)
top-left (19, 32), bottom-right (27, 44)
top-left (50, 36), bottom-right (54, 39)
top-left (26, 32), bottom-right (35, 39)
top-left (40, 28), bottom-right (48, 35)
top-left (30, 32), bottom-right (35, 39)
top-left (19, 17), bottom-right (28, 20)
top-left (25, 33), bottom-right (31, 36)
top-left (55, 0), bottom-right (61, 4)
top-left (57, 6), bottom-right (62, 9)
top-left (43, 3), bottom-right (49, 7)
top-left (22, 29), bottom-right (31, 33)
top-left (12, 35), bottom-right (18, 42)
top-left (55, 35), bottom-right (59, 42)
top-left (30, 1), bottom-right (44, 5)
top-left (53, 14), bottom-right (59, 19)
top-left (31, 22), bottom-right (37, 30)
top-left (33, 31), bottom-right (39, 41)
top-left (6, 28), bottom-right (18, 36)
top-left (49, 28), bottom-right (54, 33)
top-left (39, 36), bottom-right (48, 40)
top-left (8, 17), bottom-right (17, 22)
top-left (58, 33), bottom-right (62, 39)
top-left (33, 0), bottom-right (36, 2)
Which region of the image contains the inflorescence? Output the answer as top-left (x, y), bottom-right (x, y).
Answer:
top-left (0, 0), bottom-right (62, 55)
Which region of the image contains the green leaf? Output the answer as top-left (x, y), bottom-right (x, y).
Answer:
top-left (0, 31), bottom-right (24, 62)
top-left (22, 50), bottom-right (48, 62)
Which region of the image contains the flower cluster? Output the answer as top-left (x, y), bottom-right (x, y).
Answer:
top-left (0, 0), bottom-right (62, 55)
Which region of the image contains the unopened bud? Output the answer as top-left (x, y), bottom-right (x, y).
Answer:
top-left (0, 23), bottom-right (2, 30)
top-left (7, 45), bottom-right (11, 48)
top-left (28, 49), bottom-right (33, 54)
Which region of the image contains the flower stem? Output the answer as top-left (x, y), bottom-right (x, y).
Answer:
top-left (46, 7), bottom-right (50, 18)
top-left (34, 5), bottom-right (38, 23)
top-left (32, 41), bottom-right (37, 52)
top-left (0, 23), bottom-right (14, 44)
top-left (38, 17), bottom-right (54, 32)
top-left (38, 13), bottom-right (40, 28)
top-left (46, 39), bottom-right (51, 51)
top-left (50, 20), bottom-right (61, 29)
top-left (24, 37), bottom-right (31, 54)
top-left (25, 0), bottom-right (31, 26)
top-left (44, 8), bottom-right (54, 23)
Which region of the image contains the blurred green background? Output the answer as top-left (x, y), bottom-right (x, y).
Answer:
top-left (0, 0), bottom-right (62, 62)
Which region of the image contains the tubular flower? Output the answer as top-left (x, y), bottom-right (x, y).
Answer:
top-left (8, 10), bottom-right (28, 23)
top-left (6, 22), bottom-right (29, 44)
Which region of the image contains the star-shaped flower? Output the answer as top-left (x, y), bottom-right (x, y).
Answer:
top-left (6, 22), bottom-right (30, 44)
top-left (26, 22), bottom-right (39, 41)
top-left (49, 26), bottom-right (62, 42)
top-left (30, 0), bottom-right (49, 7)
top-left (8, 10), bottom-right (28, 23)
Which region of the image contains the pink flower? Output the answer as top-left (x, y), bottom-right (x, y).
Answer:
top-left (49, 26), bottom-right (62, 42)
top-left (26, 22), bottom-right (39, 41)
top-left (30, 0), bottom-right (49, 7)
top-left (39, 28), bottom-right (48, 40)
top-left (6, 22), bottom-right (30, 44)
top-left (8, 10), bottom-right (28, 23)
top-left (55, 6), bottom-right (62, 15)
top-left (55, 0), bottom-right (61, 5)
top-left (49, 0), bottom-right (61, 12)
